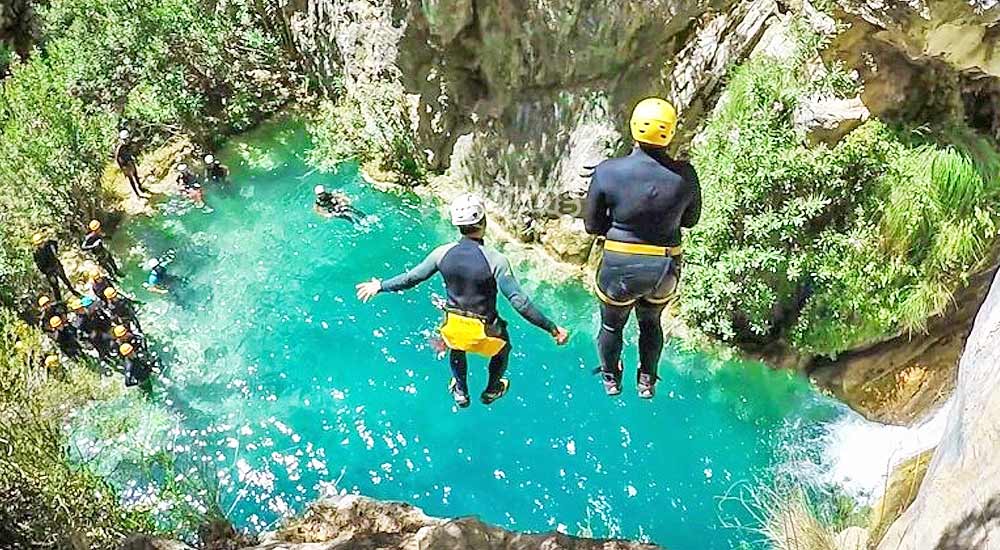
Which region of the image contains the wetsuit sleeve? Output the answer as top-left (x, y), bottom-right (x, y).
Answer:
top-left (82, 233), bottom-right (100, 251)
top-left (380, 245), bottom-right (449, 293)
top-left (678, 161), bottom-right (702, 229)
top-left (488, 250), bottom-right (557, 334)
top-left (583, 168), bottom-right (612, 236)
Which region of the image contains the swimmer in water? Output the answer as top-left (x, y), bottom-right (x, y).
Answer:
top-left (176, 163), bottom-right (204, 207)
top-left (314, 185), bottom-right (364, 223)
top-left (143, 257), bottom-right (169, 294)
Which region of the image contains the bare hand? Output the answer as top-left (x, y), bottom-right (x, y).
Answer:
top-left (356, 279), bottom-right (382, 303)
top-left (552, 327), bottom-right (569, 346)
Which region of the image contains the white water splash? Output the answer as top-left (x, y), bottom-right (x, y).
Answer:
top-left (820, 401), bottom-right (952, 503)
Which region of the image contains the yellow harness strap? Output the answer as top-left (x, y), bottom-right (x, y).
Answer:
top-left (604, 240), bottom-right (682, 257)
top-left (439, 312), bottom-right (507, 357)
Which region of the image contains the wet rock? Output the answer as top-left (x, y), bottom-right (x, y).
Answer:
top-left (876, 269), bottom-right (1000, 549)
top-left (241, 495), bottom-right (658, 550)
top-left (794, 94), bottom-right (870, 145)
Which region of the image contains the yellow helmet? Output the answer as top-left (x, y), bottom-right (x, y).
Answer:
top-left (31, 232), bottom-right (45, 246)
top-left (119, 343), bottom-right (135, 357)
top-left (87, 265), bottom-right (101, 279)
top-left (68, 298), bottom-right (83, 311)
top-left (44, 355), bottom-right (60, 369)
top-left (629, 97), bottom-right (678, 147)
top-left (38, 296), bottom-right (51, 308)
top-left (48, 316), bottom-right (63, 329)
top-left (112, 325), bottom-right (128, 339)
top-left (103, 287), bottom-right (118, 300)
top-left (88, 220), bottom-right (101, 232)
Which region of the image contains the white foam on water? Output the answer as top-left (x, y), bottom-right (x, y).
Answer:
top-left (819, 400), bottom-right (952, 503)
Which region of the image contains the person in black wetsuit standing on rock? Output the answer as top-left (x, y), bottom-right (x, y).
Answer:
top-left (583, 97), bottom-right (702, 399)
top-left (115, 129), bottom-right (149, 198)
top-left (82, 219), bottom-right (121, 278)
top-left (356, 194), bottom-right (569, 408)
top-left (32, 232), bottom-right (81, 301)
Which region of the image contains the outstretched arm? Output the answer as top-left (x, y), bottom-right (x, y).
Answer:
top-left (356, 245), bottom-right (449, 302)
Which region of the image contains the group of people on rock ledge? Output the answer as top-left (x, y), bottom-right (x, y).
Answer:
top-left (355, 97), bottom-right (701, 408)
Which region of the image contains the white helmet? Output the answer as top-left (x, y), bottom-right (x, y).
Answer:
top-left (145, 258), bottom-right (160, 270)
top-left (119, 129), bottom-right (130, 140)
top-left (314, 185), bottom-right (325, 195)
top-left (176, 163), bottom-right (188, 173)
top-left (450, 193), bottom-right (486, 227)
top-left (204, 154), bottom-right (215, 164)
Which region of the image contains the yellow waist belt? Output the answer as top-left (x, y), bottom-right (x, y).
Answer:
top-left (439, 311), bottom-right (507, 358)
top-left (603, 240), bottom-right (682, 257)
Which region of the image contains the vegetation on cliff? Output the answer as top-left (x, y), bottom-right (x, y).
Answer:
top-left (0, 0), bottom-right (295, 545)
top-left (682, 31), bottom-right (1000, 358)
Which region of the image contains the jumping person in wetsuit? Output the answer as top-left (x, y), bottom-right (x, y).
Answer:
top-left (82, 220), bottom-right (121, 278)
top-left (314, 185), bottom-right (364, 222)
top-left (584, 97), bottom-right (701, 399)
top-left (115, 130), bottom-right (149, 198)
top-left (356, 194), bottom-right (569, 407)
top-left (32, 233), bottom-right (81, 301)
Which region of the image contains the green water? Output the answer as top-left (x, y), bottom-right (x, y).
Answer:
top-left (74, 119), bottom-right (841, 548)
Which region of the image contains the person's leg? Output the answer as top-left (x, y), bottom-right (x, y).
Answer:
top-left (54, 265), bottom-right (81, 297)
top-left (485, 322), bottom-right (511, 394)
top-left (636, 301), bottom-right (667, 378)
top-left (597, 301), bottom-right (632, 394)
top-left (45, 272), bottom-right (62, 302)
top-left (449, 349), bottom-right (469, 395)
top-left (126, 166), bottom-right (146, 196)
top-left (101, 251), bottom-right (121, 278)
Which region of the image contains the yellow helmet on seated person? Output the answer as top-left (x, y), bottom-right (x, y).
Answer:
top-left (629, 97), bottom-right (678, 147)
top-left (112, 325), bottom-right (128, 339)
top-left (31, 232), bottom-right (45, 246)
top-left (38, 296), bottom-right (51, 308)
top-left (88, 220), bottom-right (101, 232)
top-left (44, 355), bottom-right (60, 369)
top-left (49, 316), bottom-right (64, 329)
top-left (119, 343), bottom-right (135, 357)
top-left (103, 287), bottom-right (118, 300)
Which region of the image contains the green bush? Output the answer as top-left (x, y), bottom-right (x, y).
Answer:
top-left (0, 311), bottom-right (154, 548)
top-left (307, 81), bottom-right (427, 184)
top-left (683, 40), bottom-right (1000, 357)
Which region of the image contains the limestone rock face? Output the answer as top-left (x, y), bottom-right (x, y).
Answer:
top-left (246, 495), bottom-right (658, 550)
top-left (876, 270), bottom-right (1000, 549)
top-left (281, 0), bottom-right (780, 260)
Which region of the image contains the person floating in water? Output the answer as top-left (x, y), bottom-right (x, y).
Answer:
top-left (583, 97), bottom-right (701, 399)
top-left (115, 129), bottom-right (149, 198)
top-left (356, 194), bottom-right (569, 408)
top-left (176, 163), bottom-right (204, 207)
top-left (32, 232), bottom-right (81, 301)
top-left (81, 219), bottom-right (121, 278)
top-left (314, 185), bottom-right (364, 223)
top-left (143, 257), bottom-right (169, 294)
top-left (203, 154), bottom-right (229, 183)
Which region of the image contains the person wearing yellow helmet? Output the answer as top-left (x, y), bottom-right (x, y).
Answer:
top-left (583, 97), bottom-right (702, 399)
top-left (86, 263), bottom-right (114, 300)
top-left (82, 219), bottom-right (121, 278)
top-left (44, 354), bottom-right (62, 373)
top-left (112, 323), bottom-right (149, 356)
top-left (31, 232), bottom-right (81, 302)
top-left (36, 295), bottom-right (67, 328)
top-left (356, 193), bottom-right (569, 408)
top-left (101, 285), bottom-right (143, 335)
top-left (45, 314), bottom-right (82, 358)
top-left (118, 341), bottom-right (153, 390)
top-left (115, 129), bottom-right (150, 198)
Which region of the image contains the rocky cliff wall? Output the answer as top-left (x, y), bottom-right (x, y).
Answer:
top-left (875, 271), bottom-right (1000, 549)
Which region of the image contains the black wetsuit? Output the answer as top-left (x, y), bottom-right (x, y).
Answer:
top-left (178, 172), bottom-right (200, 193)
top-left (206, 162), bottom-right (228, 183)
top-left (123, 353), bottom-right (153, 389)
top-left (381, 236), bottom-right (558, 395)
top-left (316, 192), bottom-right (363, 222)
top-left (92, 276), bottom-right (113, 302)
top-left (49, 323), bottom-right (82, 358)
top-left (33, 240), bottom-right (79, 301)
top-left (82, 230), bottom-right (121, 278)
top-left (584, 146), bottom-right (701, 384)
top-left (115, 141), bottom-right (145, 196)
top-left (73, 308), bottom-right (114, 360)
top-left (104, 295), bottom-right (142, 334)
